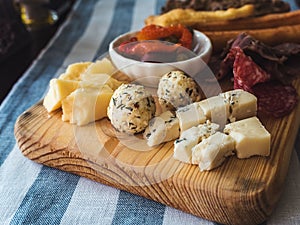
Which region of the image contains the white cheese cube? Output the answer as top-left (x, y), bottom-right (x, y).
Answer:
top-left (224, 117), bottom-right (271, 159)
top-left (173, 121), bottom-right (219, 164)
top-left (143, 111), bottom-right (180, 147)
top-left (176, 102), bottom-right (206, 132)
top-left (198, 95), bottom-right (229, 128)
top-left (219, 89), bottom-right (257, 122)
top-left (192, 132), bottom-right (235, 171)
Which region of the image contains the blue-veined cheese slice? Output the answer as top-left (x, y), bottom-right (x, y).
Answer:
top-left (219, 89), bottom-right (257, 123)
top-left (143, 111), bottom-right (180, 147)
top-left (173, 121), bottom-right (220, 164)
top-left (192, 132), bottom-right (235, 171)
top-left (176, 102), bottom-right (206, 132)
top-left (198, 95), bottom-right (229, 128)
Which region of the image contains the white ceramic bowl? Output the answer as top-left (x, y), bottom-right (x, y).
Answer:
top-left (109, 30), bottom-right (212, 87)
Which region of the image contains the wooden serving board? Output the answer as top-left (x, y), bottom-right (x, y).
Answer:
top-left (15, 78), bottom-right (300, 225)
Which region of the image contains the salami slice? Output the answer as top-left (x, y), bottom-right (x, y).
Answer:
top-left (233, 47), bottom-right (271, 92)
top-left (252, 81), bottom-right (298, 118)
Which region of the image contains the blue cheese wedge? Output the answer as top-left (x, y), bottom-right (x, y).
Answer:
top-left (176, 102), bottom-right (207, 132)
top-left (224, 116), bottom-right (271, 159)
top-left (173, 121), bottom-right (220, 164)
top-left (107, 84), bottom-right (156, 134)
top-left (219, 89), bottom-right (257, 123)
top-left (143, 111), bottom-right (180, 147)
top-left (157, 71), bottom-right (201, 111)
top-left (192, 132), bottom-right (235, 171)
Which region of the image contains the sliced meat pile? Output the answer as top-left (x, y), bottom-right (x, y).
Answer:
top-left (216, 33), bottom-right (299, 118)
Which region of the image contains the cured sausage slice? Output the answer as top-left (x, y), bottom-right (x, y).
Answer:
top-left (232, 47), bottom-right (271, 91)
top-left (252, 81), bottom-right (298, 118)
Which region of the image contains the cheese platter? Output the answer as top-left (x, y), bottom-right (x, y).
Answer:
top-left (14, 64), bottom-right (300, 225)
top-left (14, 3), bottom-right (300, 224)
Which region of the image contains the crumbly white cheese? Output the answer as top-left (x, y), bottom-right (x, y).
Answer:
top-left (176, 102), bottom-right (207, 132)
top-left (192, 132), bottom-right (235, 171)
top-left (143, 111), bottom-right (180, 147)
top-left (224, 116), bottom-right (271, 159)
top-left (107, 84), bottom-right (156, 134)
top-left (157, 70), bottom-right (201, 111)
top-left (173, 121), bottom-right (220, 164)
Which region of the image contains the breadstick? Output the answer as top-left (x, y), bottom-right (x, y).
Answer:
top-left (204, 24), bottom-right (300, 52)
top-left (193, 10), bottom-right (300, 31)
top-left (145, 5), bottom-right (255, 27)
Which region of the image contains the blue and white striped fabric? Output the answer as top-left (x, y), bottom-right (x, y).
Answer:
top-left (0, 0), bottom-right (299, 224)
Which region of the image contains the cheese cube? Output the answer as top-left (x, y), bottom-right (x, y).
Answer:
top-left (43, 79), bottom-right (79, 112)
top-left (62, 85), bottom-right (113, 126)
top-left (80, 73), bottom-right (122, 91)
top-left (198, 95), bottom-right (229, 128)
top-left (219, 89), bottom-right (257, 122)
top-left (59, 62), bottom-right (92, 80)
top-left (176, 102), bottom-right (206, 132)
top-left (143, 111), bottom-right (180, 147)
top-left (84, 58), bottom-right (116, 76)
top-left (174, 121), bottom-right (219, 164)
top-left (224, 117), bottom-right (271, 159)
top-left (192, 132), bottom-right (235, 171)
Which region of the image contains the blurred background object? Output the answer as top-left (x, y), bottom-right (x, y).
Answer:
top-left (0, 0), bottom-right (74, 104)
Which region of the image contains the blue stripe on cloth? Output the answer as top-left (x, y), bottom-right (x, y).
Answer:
top-left (9, 166), bottom-right (79, 225)
top-left (92, 0), bottom-right (136, 60)
top-left (155, 0), bottom-right (166, 14)
top-left (111, 191), bottom-right (165, 225)
top-left (0, 0), bottom-right (98, 167)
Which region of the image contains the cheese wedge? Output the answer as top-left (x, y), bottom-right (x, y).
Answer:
top-left (43, 79), bottom-right (79, 112)
top-left (224, 116), bottom-right (271, 159)
top-left (176, 102), bottom-right (206, 132)
top-left (80, 73), bottom-right (122, 91)
top-left (192, 132), bottom-right (235, 171)
top-left (174, 121), bottom-right (220, 164)
top-left (59, 62), bottom-right (92, 80)
top-left (84, 58), bottom-right (116, 76)
top-left (62, 85), bottom-right (114, 126)
top-left (144, 111), bottom-right (180, 147)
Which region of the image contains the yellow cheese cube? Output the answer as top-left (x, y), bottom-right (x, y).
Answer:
top-left (80, 73), bottom-right (122, 91)
top-left (224, 117), bottom-right (271, 159)
top-left (43, 79), bottom-right (79, 112)
top-left (61, 85), bottom-right (114, 126)
top-left (59, 62), bottom-right (92, 80)
top-left (84, 58), bottom-right (116, 76)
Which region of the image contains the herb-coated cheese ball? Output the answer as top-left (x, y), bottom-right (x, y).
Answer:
top-left (157, 70), bottom-right (201, 111)
top-left (107, 84), bottom-right (156, 134)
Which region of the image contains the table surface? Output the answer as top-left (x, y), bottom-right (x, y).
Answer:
top-left (0, 1), bottom-right (300, 225)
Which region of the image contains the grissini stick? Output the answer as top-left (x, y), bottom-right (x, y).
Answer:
top-left (145, 5), bottom-right (255, 27)
top-left (192, 10), bottom-right (300, 31)
top-left (204, 24), bottom-right (300, 52)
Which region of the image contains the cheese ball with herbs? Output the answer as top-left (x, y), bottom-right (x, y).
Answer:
top-left (107, 84), bottom-right (156, 134)
top-left (157, 70), bottom-right (201, 111)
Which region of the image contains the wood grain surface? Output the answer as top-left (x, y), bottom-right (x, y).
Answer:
top-left (15, 77), bottom-right (300, 225)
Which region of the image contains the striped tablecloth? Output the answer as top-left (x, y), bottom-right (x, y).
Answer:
top-left (1, 0), bottom-right (299, 224)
